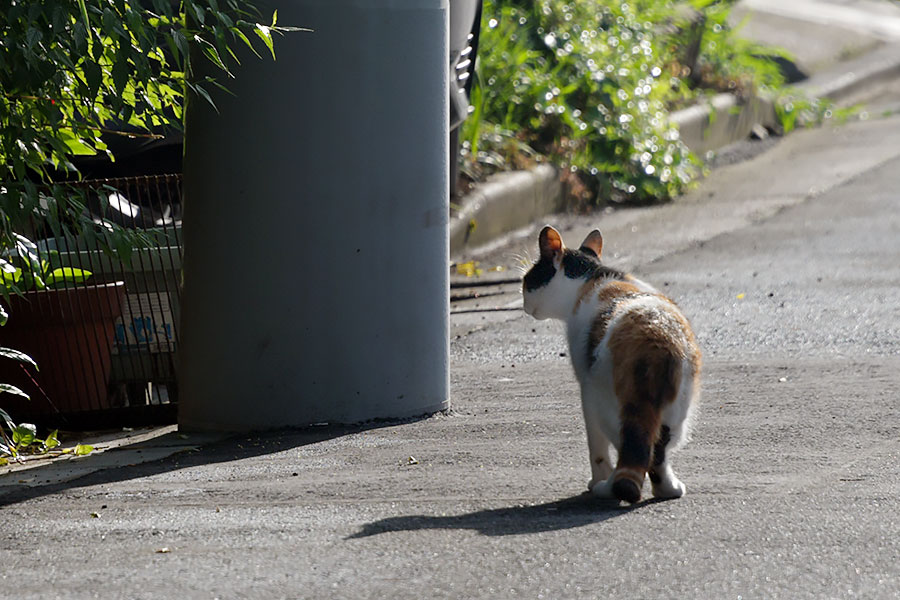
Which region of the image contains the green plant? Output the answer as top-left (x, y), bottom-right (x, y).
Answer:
top-left (1, 306), bottom-right (96, 466)
top-left (0, 339), bottom-right (36, 427)
top-left (463, 0), bottom-right (833, 205)
top-left (464, 0), bottom-right (704, 204)
top-left (0, 232), bottom-right (38, 426)
top-left (0, 0), bottom-right (301, 248)
top-left (0, 417), bottom-right (56, 465)
top-left (0, 298), bottom-right (42, 466)
top-left (774, 94), bottom-right (858, 134)
top-left (1, 236), bottom-right (92, 296)
top-left (0, 409), bottom-right (94, 466)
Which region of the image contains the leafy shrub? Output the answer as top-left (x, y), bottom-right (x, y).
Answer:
top-left (462, 0), bottom-right (797, 205)
top-left (1, 238), bottom-right (92, 295)
top-left (0, 1), bottom-right (299, 245)
top-left (0, 1), bottom-right (289, 185)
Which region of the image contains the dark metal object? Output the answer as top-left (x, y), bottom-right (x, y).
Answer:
top-left (450, 0), bottom-right (483, 199)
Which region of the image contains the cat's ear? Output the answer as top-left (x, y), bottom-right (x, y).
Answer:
top-left (538, 226), bottom-right (564, 259)
top-left (579, 230), bottom-right (603, 258)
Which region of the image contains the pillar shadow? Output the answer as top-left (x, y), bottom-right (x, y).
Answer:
top-left (0, 420), bottom-right (404, 508)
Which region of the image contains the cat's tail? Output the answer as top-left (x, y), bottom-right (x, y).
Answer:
top-left (612, 350), bottom-right (682, 504)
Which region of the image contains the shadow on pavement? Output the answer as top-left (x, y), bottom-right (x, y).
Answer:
top-left (0, 420), bottom-right (404, 509)
top-left (348, 493), bottom-right (644, 538)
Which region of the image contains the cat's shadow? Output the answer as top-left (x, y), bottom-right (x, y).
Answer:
top-left (348, 492), bottom-right (665, 539)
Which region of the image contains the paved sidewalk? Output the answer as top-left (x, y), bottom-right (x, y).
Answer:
top-left (3, 112), bottom-right (900, 600)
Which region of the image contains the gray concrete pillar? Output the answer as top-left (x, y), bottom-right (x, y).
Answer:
top-left (179, 0), bottom-right (449, 430)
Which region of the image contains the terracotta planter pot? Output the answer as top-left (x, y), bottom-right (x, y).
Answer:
top-left (1, 282), bottom-right (126, 422)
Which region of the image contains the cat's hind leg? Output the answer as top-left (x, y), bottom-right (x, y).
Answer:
top-left (585, 424), bottom-right (614, 491)
top-left (649, 424), bottom-right (686, 499)
top-left (588, 404), bottom-right (657, 502)
top-left (650, 363), bottom-right (697, 499)
top-left (605, 350), bottom-right (682, 504)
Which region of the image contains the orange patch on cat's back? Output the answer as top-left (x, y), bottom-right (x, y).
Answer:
top-left (607, 302), bottom-right (702, 394)
top-left (585, 282), bottom-right (650, 349)
top-left (607, 309), bottom-right (685, 444)
top-left (610, 305), bottom-right (690, 358)
top-left (596, 280), bottom-right (644, 304)
top-left (575, 279), bottom-right (644, 315)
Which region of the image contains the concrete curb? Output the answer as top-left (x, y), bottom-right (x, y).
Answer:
top-left (450, 41), bottom-right (900, 258)
top-left (450, 164), bottom-right (561, 255)
top-left (672, 41), bottom-right (900, 153)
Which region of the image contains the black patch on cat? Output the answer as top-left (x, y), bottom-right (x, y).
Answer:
top-left (523, 255), bottom-right (557, 291)
top-left (562, 249), bottom-right (625, 281)
top-left (586, 304), bottom-right (617, 367)
top-left (633, 355), bottom-right (678, 409)
top-left (612, 478), bottom-right (641, 504)
top-left (618, 422), bottom-right (651, 468)
top-left (562, 250), bottom-right (597, 279)
top-left (620, 402), bottom-right (644, 419)
top-left (525, 247), bottom-right (624, 291)
top-left (652, 425), bottom-right (672, 467)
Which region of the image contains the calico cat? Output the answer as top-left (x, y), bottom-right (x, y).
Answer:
top-left (522, 226), bottom-right (701, 504)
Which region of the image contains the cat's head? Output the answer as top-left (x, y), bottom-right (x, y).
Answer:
top-left (522, 226), bottom-right (606, 320)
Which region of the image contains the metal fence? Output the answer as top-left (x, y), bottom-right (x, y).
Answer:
top-left (1, 174), bottom-right (183, 429)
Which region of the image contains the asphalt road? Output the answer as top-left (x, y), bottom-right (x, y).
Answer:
top-left (2, 118), bottom-right (900, 599)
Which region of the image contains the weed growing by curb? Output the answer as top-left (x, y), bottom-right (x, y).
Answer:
top-left (462, 0), bottom-right (805, 206)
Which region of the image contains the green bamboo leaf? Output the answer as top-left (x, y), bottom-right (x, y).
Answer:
top-left (232, 27), bottom-right (261, 58)
top-left (171, 29), bottom-right (189, 60)
top-left (188, 82), bottom-right (218, 112)
top-left (76, 0), bottom-right (95, 57)
top-left (59, 131), bottom-right (97, 156)
top-left (191, 4), bottom-right (206, 26)
top-left (1, 261), bottom-right (21, 286)
top-left (2, 268), bottom-right (25, 292)
top-left (14, 234), bottom-right (39, 267)
top-left (26, 27), bottom-right (43, 49)
top-left (197, 35), bottom-right (230, 74)
top-left (215, 10), bottom-right (234, 28)
top-left (0, 407), bottom-right (15, 431)
top-left (112, 47), bottom-right (130, 94)
top-left (77, 0), bottom-right (91, 31)
top-left (0, 347), bottom-right (38, 370)
top-left (254, 24), bottom-right (275, 60)
top-left (82, 60), bottom-right (103, 98)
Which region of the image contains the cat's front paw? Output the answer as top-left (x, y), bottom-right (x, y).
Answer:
top-left (652, 478), bottom-right (686, 499)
